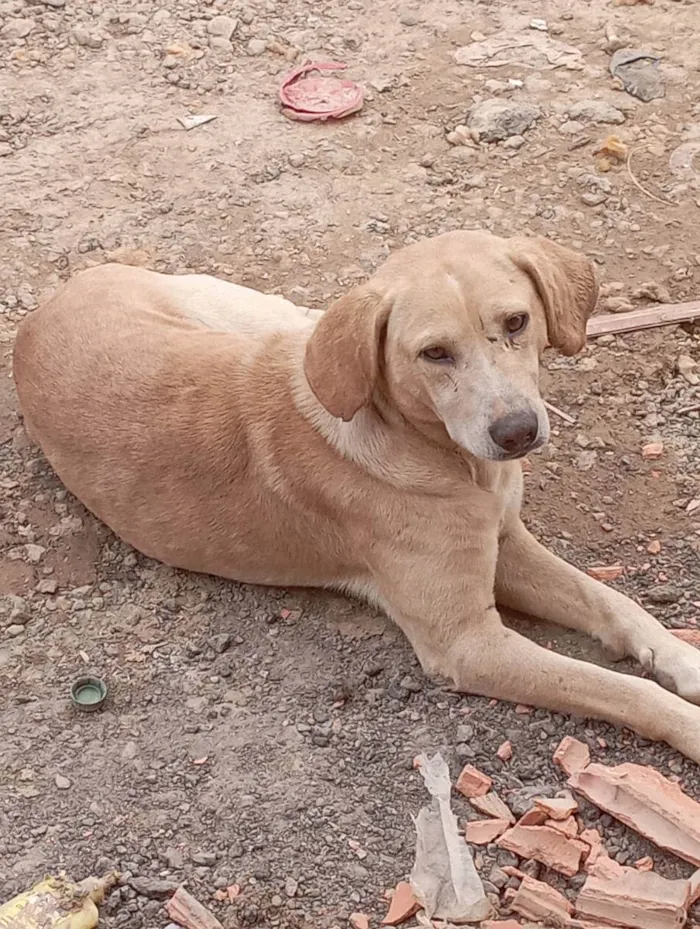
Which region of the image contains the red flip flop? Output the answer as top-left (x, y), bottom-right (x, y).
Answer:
top-left (279, 61), bottom-right (364, 122)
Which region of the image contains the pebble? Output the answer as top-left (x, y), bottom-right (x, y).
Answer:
top-left (55, 774), bottom-right (71, 790)
top-left (72, 28), bottom-right (104, 49)
top-left (1, 19), bottom-right (36, 39)
top-left (646, 585), bottom-right (680, 605)
top-left (468, 100), bottom-right (541, 143)
top-left (567, 99), bottom-right (625, 125)
top-left (247, 38), bottom-right (266, 55)
top-left (0, 595), bottom-right (29, 626)
top-left (129, 878), bottom-right (180, 899)
top-left (288, 153), bottom-right (305, 168)
top-left (0, 143), bottom-right (12, 157)
top-left (207, 16), bottom-right (238, 40)
top-left (5, 624), bottom-right (25, 638)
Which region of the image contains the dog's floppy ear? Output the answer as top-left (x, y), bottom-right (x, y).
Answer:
top-left (511, 236), bottom-right (598, 356)
top-left (304, 285), bottom-right (390, 422)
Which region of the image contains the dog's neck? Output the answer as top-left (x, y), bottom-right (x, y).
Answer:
top-left (292, 362), bottom-right (503, 495)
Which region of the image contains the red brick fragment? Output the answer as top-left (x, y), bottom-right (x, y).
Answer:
top-left (546, 815), bottom-right (578, 839)
top-left (553, 736), bottom-right (590, 777)
top-left (587, 565), bottom-right (623, 582)
top-left (569, 762), bottom-right (700, 865)
top-left (381, 882), bottom-right (421, 926)
top-left (497, 824), bottom-right (587, 877)
top-left (496, 740), bottom-right (513, 762)
top-left (533, 794), bottom-right (578, 820)
top-left (509, 874), bottom-right (574, 922)
top-left (465, 818), bottom-right (511, 845)
top-left (575, 865), bottom-right (690, 929)
top-left (471, 792), bottom-right (515, 823)
top-left (634, 856), bottom-right (654, 872)
top-left (455, 764), bottom-right (492, 799)
top-left (517, 808), bottom-right (547, 827)
top-left (671, 628), bottom-right (700, 648)
top-left (350, 915), bottom-right (369, 929)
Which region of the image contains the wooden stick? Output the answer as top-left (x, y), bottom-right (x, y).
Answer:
top-left (587, 301), bottom-right (700, 338)
top-left (544, 400), bottom-right (576, 425)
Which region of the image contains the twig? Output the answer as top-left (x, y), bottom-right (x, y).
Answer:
top-left (545, 400), bottom-right (576, 424)
top-left (587, 300), bottom-right (700, 337)
top-left (676, 403), bottom-right (700, 415)
top-left (626, 145), bottom-right (674, 206)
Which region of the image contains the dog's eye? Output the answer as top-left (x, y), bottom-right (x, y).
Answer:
top-left (505, 313), bottom-right (529, 337)
top-left (421, 346), bottom-right (454, 364)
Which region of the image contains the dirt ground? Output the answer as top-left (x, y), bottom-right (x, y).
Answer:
top-left (2, 0), bottom-right (700, 926)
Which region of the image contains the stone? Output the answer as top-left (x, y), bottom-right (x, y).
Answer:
top-left (5, 624), bottom-right (25, 638)
top-left (1, 19), bottom-right (36, 39)
top-left (0, 595), bottom-right (29, 626)
top-left (567, 99), bottom-right (626, 124)
top-left (207, 16), bottom-right (238, 39)
top-left (0, 143), bottom-right (12, 157)
top-left (247, 38), bottom-right (267, 55)
top-left (208, 36), bottom-right (232, 53)
top-left (130, 877), bottom-right (181, 899)
top-left (468, 100), bottom-right (541, 143)
top-left (55, 774), bottom-right (71, 790)
top-left (72, 28), bottom-right (104, 48)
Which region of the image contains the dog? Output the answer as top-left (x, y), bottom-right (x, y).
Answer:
top-left (13, 231), bottom-right (700, 763)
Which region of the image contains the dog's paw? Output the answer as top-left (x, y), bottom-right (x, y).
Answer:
top-left (642, 640), bottom-right (700, 704)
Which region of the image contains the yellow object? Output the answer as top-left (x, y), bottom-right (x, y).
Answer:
top-left (0, 872), bottom-right (119, 929)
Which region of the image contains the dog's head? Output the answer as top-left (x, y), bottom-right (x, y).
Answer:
top-left (304, 231), bottom-right (598, 461)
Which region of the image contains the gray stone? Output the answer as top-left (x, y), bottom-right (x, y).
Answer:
top-left (0, 595), bottom-right (29, 625)
top-left (468, 100), bottom-right (541, 143)
top-left (5, 624), bottom-right (25, 638)
top-left (567, 99), bottom-right (625, 125)
top-left (247, 38), bottom-right (266, 55)
top-left (0, 143), bottom-right (12, 157)
top-left (55, 774), bottom-right (71, 790)
top-left (208, 36), bottom-right (232, 54)
top-left (207, 15), bottom-right (238, 39)
top-left (72, 27), bottom-right (104, 48)
top-left (129, 878), bottom-right (180, 899)
top-left (191, 851), bottom-right (217, 866)
top-left (2, 19), bottom-right (36, 39)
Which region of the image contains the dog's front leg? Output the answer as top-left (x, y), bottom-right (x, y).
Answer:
top-left (389, 596), bottom-right (700, 765)
top-left (494, 517), bottom-right (700, 703)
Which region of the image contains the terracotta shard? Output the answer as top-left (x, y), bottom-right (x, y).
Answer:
top-left (553, 736), bottom-right (591, 777)
top-left (481, 921), bottom-right (523, 928)
top-left (497, 740), bottom-right (513, 762)
top-left (470, 792), bottom-right (515, 823)
top-left (671, 628), bottom-right (700, 648)
top-left (517, 808), bottom-right (548, 827)
top-left (509, 874), bottom-right (574, 922)
top-left (689, 869), bottom-right (700, 906)
top-left (587, 565), bottom-right (624, 582)
top-left (634, 856), bottom-right (654, 872)
top-left (496, 824), bottom-right (587, 876)
top-left (546, 815), bottom-right (578, 839)
top-left (456, 764), bottom-right (493, 798)
top-left (533, 795), bottom-right (579, 820)
top-left (465, 818), bottom-right (511, 845)
top-left (569, 762), bottom-right (700, 865)
top-left (165, 887), bottom-right (224, 929)
top-left (575, 866), bottom-right (690, 929)
top-left (381, 881), bottom-right (421, 926)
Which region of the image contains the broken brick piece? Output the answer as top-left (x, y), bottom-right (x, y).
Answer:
top-left (510, 874), bottom-right (574, 922)
top-left (350, 914), bottom-right (370, 929)
top-left (642, 441), bottom-right (664, 460)
top-left (502, 865), bottom-right (526, 880)
top-left (671, 628), bottom-right (700, 648)
top-left (689, 869), bottom-right (700, 906)
top-left (575, 865), bottom-right (690, 929)
top-left (553, 736), bottom-right (590, 777)
top-left (546, 815), bottom-right (578, 839)
top-left (481, 921), bottom-right (523, 928)
top-left (165, 887), bottom-right (224, 929)
top-left (569, 762), bottom-right (700, 865)
top-left (533, 795), bottom-right (578, 820)
top-left (381, 882), bottom-right (421, 926)
top-left (464, 818), bottom-right (510, 845)
top-left (517, 808), bottom-right (547, 827)
top-left (635, 856), bottom-right (654, 872)
top-left (470, 792), bottom-right (515, 823)
top-left (579, 828), bottom-right (605, 868)
top-left (497, 824), bottom-right (587, 877)
top-left (587, 565), bottom-right (624, 582)
top-left (455, 764), bottom-right (492, 799)
top-left (496, 740), bottom-right (513, 762)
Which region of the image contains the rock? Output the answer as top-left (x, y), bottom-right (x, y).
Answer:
top-left (610, 48), bottom-right (665, 102)
top-left (567, 99), bottom-right (625, 125)
top-left (208, 36), bottom-right (232, 54)
top-left (192, 852), bottom-right (217, 866)
top-left (0, 143), bottom-right (12, 157)
top-left (468, 100), bottom-right (541, 142)
top-left (1, 19), bottom-right (36, 39)
top-left (165, 847), bottom-right (184, 870)
top-left (582, 191), bottom-right (608, 206)
top-left (5, 624), bottom-right (25, 638)
top-left (72, 28), bottom-right (104, 48)
top-left (646, 585), bottom-right (680, 605)
top-left (247, 38), bottom-right (267, 55)
top-left (24, 544), bottom-right (46, 563)
top-left (288, 153), bottom-right (305, 168)
top-left (55, 774), bottom-right (71, 790)
top-left (209, 633), bottom-right (231, 654)
top-left (0, 595), bottom-right (29, 626)
top-left (130, 877), bottom-right (181, 899)
top-left (207, 16), bottom-right (238, 39)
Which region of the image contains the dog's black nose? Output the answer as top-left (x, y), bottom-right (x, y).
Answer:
top-left (489, 409), bottom-right (539, 457)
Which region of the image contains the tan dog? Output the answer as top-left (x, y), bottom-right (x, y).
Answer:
top-left (13, 231), bottom-right (700, 763)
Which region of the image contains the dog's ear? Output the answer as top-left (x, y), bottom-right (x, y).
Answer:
top-left (511, 236), bottom-right (598, 356)
top-left (304, 285), bottom-right (390, 422)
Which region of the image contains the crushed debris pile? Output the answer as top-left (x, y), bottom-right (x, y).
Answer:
top-left (378, 740), bottom-right (700, 929)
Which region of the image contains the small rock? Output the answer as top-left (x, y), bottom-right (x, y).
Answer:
top-left (399, 12), bottom-right (419, 25)
top-left (0, 143), bottom-right (12, 158)
top-left (633, 281), bottom-right (671, 303)
top-left (567, 99), bottom-right (625, 125)
top-left (207, 15), bottom-right (238, 39)
top-left (284, 877), bottom-right (298, 897)
top-left (209, 633), bottom-right (231, 654)
top-left (72, 27), bottom-right (104, 48)
top-left (5, 624), bottom-right (25, 638)
top-left (468, 100), bottom-right (540, 143)
top-left (288, 153), bottom-right (305, 168)
top-left (0, 595), bottom-right (29, 625)
top-left (646, 585), bottom-right (680, 605)
top-left (1, 18), bottom-right (36, 39)
top-left (575, 450), bottom-right (598, 470)
top-left (247, 38), bottom-right (266, 55)
top-left (209, 36), bottom-right (232, 53)
top-left (164, 847), bottom-right (184, 870)
top-left (582, 191), bottom-right (608, 207)
top-left (55, 774), bottom-right (71, 790)
top-left (192, 852), bottom-right (217, 866)
top-left (130, 878), bottom-right (180, 899)
top-left (24, 544), bottom-right (46, 564)
top-left (678, 354), bottom-right (699, 385)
